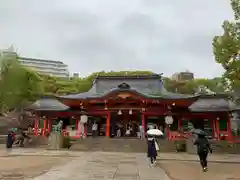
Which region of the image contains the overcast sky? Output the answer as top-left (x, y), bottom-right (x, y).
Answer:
top-left (0, 0), bottom-right (234, 78)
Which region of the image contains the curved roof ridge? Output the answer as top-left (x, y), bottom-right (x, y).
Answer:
top-left (95, 74), bottom-right (162, 80)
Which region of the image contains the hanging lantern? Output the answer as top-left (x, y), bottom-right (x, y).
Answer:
top-left (129, 109), bottom-right (132, 115)
top-left (80, 102), bottom-right (84, 109)
top-left (118, 109), bottom-right (122, 115)
top-left (104, 100), bottom-right (108, 110)
top-left (80, 115), bottom-right (88, 124)
top-left (165, 116), bottom-right (173, 125)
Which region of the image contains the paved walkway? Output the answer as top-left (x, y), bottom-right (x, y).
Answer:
top-left (2, 149), bottom-right (240, 163)
top-left (1, 149), bottom-right (240, 179)
top-left (159, 160), bottom-right (240, 180)
top-left (158, 153), bottom-right (240, 163)
top-left (23, 152), bottom-right (170, 180)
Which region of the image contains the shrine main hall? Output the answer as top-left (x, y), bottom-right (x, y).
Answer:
top-left (31, 74), bottom-right (240, 142)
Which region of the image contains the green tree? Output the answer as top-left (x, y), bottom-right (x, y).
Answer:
top-left (212, 0), bottom-right (240, 91)
top-left (0, 52), bottom-right (44, 112)
top-left (163, 77), bottom-right (225, 94)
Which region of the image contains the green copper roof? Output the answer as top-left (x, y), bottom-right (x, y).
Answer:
top-left (59, 75), bottom-right (197, 100)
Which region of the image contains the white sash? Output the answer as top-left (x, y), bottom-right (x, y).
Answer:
top-left (155, 140), bottom-right (159, 151)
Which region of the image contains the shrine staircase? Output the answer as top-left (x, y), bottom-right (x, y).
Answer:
top-left (208, 140), bottom-right (240, 154)
top-left (70, 137), bottom-right (177, 152)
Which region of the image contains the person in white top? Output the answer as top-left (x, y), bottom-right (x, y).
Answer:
top-left (117, 128), bottom-right (121, 137)
top-left (139, 125), bottom-right (145, 139)
top-left (92, 121), bottom-right (98, 137)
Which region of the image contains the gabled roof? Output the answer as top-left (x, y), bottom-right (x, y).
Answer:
top-left (58, 75), bottom-right (231, 101)
top-left (25, 98), bottom-right (69, 111)
top-left (92, 74), bottom-right (165, 94)
top-left (189, 97), bottom-right (236, 112)
top-left (59, 74), bottom-right (197, 100)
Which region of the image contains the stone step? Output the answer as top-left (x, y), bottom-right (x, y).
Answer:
top-left (70, 138), bottom-right (147, 152)
top-left (209, 140), bottom-right (229, 153)
top-left (157, 140), bottom-right (178, 152)
top-left (70, 137), bottom-right (177, 152)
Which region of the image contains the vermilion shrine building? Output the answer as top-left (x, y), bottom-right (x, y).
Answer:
top-left (31, 74), bottom-right (240, 142)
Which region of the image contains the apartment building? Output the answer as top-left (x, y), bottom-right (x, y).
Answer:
top-left (0, 50), bottom-right (69, 78)
top-left (19, 57), bottom-right (69, 78)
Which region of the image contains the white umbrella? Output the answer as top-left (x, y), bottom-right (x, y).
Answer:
top-left (147, 129), bottom-right (163, 136)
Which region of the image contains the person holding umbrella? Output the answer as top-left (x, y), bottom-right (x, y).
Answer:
top-left (146, 129), bottom-right (162, 165)
top-left (147, 135), bottom-right (157, 165)
top-left (193, 129), bottom-right (212, 172)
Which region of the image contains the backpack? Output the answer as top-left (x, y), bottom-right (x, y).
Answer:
top-left (198, 141), bottom-right (208, 153)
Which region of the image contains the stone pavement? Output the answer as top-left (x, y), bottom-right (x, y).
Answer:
top-left (0, 156), bottom-right (70, 179)
top-left (158, 152), bottom-right (240, 163)
top-left (1, 148), bottom-right (240, 179)
top-left (25, 152), bottom-right (170, 180)
top-left (159, 160), bottom-right (240, 180)
top-left (2, 149), bottom-right (239, 163)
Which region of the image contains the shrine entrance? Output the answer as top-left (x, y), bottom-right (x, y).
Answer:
top-left (85, 116), bottom-right (107, 136)
top-left (111, 110), bottom-right (141, 137)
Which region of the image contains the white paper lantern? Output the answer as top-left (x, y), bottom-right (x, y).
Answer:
top-left (129, 109), bottom-right (132, 115)
top-left (165, 116), bottom-right (173, 125)
top-left (80, 115), bottom-right (88, 124)
top-left (118, 110), bottom-right (122, 115)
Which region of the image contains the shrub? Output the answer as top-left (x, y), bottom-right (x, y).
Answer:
top-left (175, 140), bottom-right (186, 152)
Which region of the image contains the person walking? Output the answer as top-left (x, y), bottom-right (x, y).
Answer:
top-left (6, 129), bottom-right (15, 149)
top-left (92, 121), bottom-right (98, 137)
top-left (147, 135), bottom-right (157, 165)
top-left (139, 125), bottom-right (145, 139)
top-left (116, 127), bottom-right (121, 137)
top-left (194, 134), bottom-right (212, 172)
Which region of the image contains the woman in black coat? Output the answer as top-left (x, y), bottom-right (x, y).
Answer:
top-left (6, 130), bottom-right (14, 149)
top-left (147, 136), bottom-right (157, 165)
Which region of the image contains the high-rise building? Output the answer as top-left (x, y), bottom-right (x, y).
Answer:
top-left (0, 50), bottom-right (69, 78)
top-left (19, 57), bottom-right (69, 78)
top-left (171, 71), bottom-right (194, 81)
top-left (72, 72), bottom-right (79, 78)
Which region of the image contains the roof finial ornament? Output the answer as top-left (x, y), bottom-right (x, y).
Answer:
top-left (118, 83), bottom-right (130, 89)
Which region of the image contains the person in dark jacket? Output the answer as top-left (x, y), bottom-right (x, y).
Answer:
top-left (147, 136), bottom-right (157, 165)
top-left (194, 134), bottom-right (212, 171)
top-left (6, 129), bottom-right (15, 149)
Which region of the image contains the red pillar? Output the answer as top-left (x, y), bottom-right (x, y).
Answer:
top-left (211, 119), bottom-right (216, 138)
top-left (178, 118), bottom-right (181, 131)
top-left (48, 119), bottom-right (52, 134)
top-left (215, 118), bottom-right (220, 140)
top-left (34, 119), bottom-right (39, 136)
top-left (105, 112), bottom-right (110, 137)
top-left (141, 113), bottom-right (145, 132)
top-left (42, 119), bottom-right (47, 136)
top-left (227, 115), bottom-right (232, 141)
